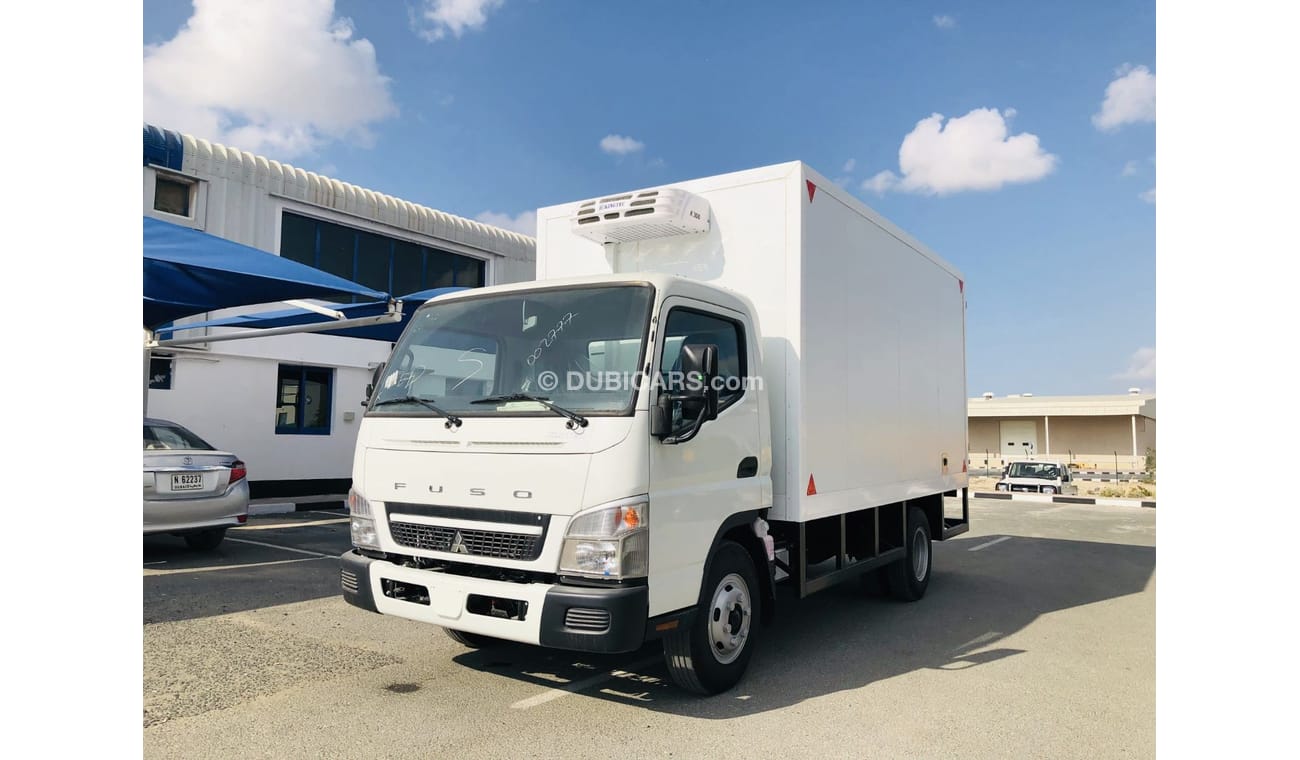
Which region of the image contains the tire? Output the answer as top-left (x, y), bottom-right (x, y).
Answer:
top-left (183, 528), bottom-right (227, 551)
top-left (885, 507), bottom-right (932, 602)
top-left (663, 540), bottom-right (760, 695)
top-left (443, 627), bottom-right (499, 648)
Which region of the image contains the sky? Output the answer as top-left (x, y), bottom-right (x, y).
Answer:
top-left (142, 0), bottom-right (1156, 397)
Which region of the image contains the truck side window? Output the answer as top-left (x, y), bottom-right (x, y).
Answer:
top-left (661, 308), bottom-right (746, 410)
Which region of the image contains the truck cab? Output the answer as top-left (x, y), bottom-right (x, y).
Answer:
top-left (342, 272), bottom-right (774, 688)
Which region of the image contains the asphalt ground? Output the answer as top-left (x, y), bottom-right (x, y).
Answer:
top-left (143, 498), bottom-right (1155, 759)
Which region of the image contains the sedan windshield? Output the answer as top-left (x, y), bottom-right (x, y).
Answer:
top-left (1007, 462), bottom-right (1061, 479)
top-left (368, 284), bottom-right (654, 417)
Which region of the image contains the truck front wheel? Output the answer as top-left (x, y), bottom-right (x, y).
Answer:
top-left (662, 540), bottom-right (761, 695)
top-left (885, 506), bottom-right (932, 601)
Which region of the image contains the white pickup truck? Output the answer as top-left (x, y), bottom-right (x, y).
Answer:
top-left (340, 162), bottom-right (970, 694)
top-left (996, 461), bottom-right (1077, 494)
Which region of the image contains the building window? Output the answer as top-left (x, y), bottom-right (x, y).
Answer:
top-left (279, 211), bottom-right (487, 299)
top-left (154, 176), bottom-right (192, 217)
top-left (149, 356), bottom-right (173, 390)
top-left (275, 364), bottom-right (333, 435)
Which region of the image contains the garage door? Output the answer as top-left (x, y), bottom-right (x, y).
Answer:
top-left (1000, 420), bottom-right (1038, 457)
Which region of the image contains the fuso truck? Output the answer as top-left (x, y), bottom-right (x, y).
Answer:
top-left (340, 161), bottom-right (970, 694)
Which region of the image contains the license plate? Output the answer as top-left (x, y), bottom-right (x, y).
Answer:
top-left (171, 473), bottom-right (204, 491)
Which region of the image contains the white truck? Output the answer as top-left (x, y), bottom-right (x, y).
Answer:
top-left (340, 161), bottom-right (970, 694)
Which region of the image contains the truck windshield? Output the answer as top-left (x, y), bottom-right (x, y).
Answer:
top-left (1007, 463), bottom-right (1061, 479)
top-left (368, 284), bottom-right (655, 418)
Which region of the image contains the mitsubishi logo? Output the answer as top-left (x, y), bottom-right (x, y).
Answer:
top-left (450, 531), bottom-right (469, 554)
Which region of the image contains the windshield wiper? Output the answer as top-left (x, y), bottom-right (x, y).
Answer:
top-left (471, 393), bottom-right (589, 429)
top-left (371, 396), bottom-right (463, 428)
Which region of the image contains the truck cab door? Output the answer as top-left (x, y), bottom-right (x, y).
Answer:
top-left (647, 297), bottom-right (763, 617)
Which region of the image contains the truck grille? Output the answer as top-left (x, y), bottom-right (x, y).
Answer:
top-left (387, 521), bottom-right (543, 561)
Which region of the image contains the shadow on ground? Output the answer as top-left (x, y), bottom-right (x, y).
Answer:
top-left (451, 534), bottom-right (1155, 717)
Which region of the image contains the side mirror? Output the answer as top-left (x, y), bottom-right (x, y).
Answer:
top-left (679, 344), bottom-right (719, 421)
top-left (653, 344), bottom-right (718, 444)
top-left (363, 362), bottom-right (386, 407)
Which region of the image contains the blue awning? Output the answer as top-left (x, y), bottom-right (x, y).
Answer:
top-left (144, 216), bottom-right (387, 329)
top-left (154, 287), bottom-right (467, 342)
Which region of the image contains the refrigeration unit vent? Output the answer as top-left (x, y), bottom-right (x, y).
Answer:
top-left (570, 187), bottom-right (711, 244)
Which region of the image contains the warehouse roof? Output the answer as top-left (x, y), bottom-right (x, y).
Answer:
top-left (142, 124), bottom-right (534, 259)
top-left (968, 393), bottom-right (1156, 419)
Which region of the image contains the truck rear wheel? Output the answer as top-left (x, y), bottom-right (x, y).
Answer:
top-left (443, 628), bottom-right (499, 648)
top-left (662, 540), bottom-right (760, 695)
top-left (885, 506), bottom-right (932, 601)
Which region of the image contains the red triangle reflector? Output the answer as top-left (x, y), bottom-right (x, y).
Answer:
top-left (806, 180), bottom-right (817, 202)
top-left (806, 474), bottom-right (817, 496)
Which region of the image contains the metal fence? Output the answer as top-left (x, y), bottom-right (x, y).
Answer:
top-left (967, 450), bottom-right (1155, 482)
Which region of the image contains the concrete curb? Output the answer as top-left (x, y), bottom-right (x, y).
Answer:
top-left (973, 491), bottom-right (1155, 509)
top-left (249, 495), bottom-right (347, 516)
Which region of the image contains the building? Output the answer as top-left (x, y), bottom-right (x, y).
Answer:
top-left (967, 390), bottom-right (1156, 472)
top-left (143, 125), bottom-right (536, 497)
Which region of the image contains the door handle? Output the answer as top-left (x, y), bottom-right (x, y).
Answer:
top-left (736, 456), bottom-right (758, 478)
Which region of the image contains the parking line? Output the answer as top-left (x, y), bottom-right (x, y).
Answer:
top-left (968, 536), bottom-right (1012, 552)
top-left (226, 537), bottom-right (336, 558)
top-left (144, 556), bottom-right (331, 576)
top-left (511, 657), bottom-right (660, 709)
top-left (234, 517), bottom-right (350, 531)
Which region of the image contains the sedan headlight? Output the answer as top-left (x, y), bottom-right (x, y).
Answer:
top-left (348, 488), bottom-right (380, 550)
top-left (559, 497), bottom-right (648, 580)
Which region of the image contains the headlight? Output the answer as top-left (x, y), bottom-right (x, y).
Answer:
top-left (348, 489), bottom-right (380, 550)
top-left (559, 497), bottom-right (648, 579)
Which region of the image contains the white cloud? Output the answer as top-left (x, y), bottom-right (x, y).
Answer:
top-left (933, 14), bottom-right (956, 29)
top-left (1121, 160), bottom-right (1139, 177)
top-left (600, 134), bottom-right (645, 156)
top-left (412, 0), bottom-right (504, 41)
top-left (841, 158), bottom-right (856, 173)
top-left (862, 170), bottom-right (898, 195)
top-left (475, 210), bottom-right (536, 237)
top-left (1116, 347), bottom-right (1156, 383)
top-left (865, 108), bottom-right (1057, 195)
top-left (1140, 187), bottom-right (1156, 204)
top-left (1093, 64), bottom-right (1156, 131)
top-left (143, 0), bottom-right (396, 159)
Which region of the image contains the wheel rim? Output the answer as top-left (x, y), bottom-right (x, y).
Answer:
top-left (911, 527), bottom-right (930, 582)
top-left (708, 572), bottom-right (752, 665)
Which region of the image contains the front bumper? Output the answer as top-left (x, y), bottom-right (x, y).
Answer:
top-left (340, 551), bottom-right (647, 654)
